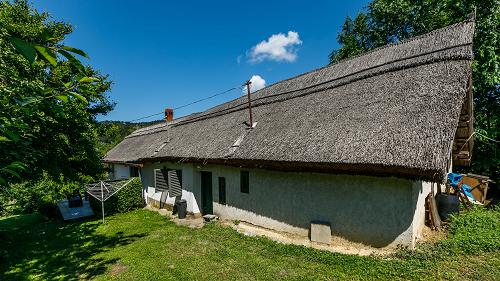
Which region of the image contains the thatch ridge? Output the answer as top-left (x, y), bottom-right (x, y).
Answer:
top-left (173, 45), bottom-right (471, 127)
top-left (126, 19), bottom-right (473, 134)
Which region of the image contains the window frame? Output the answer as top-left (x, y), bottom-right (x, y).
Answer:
top-left (240, 171), bottom-right (249, 194)
top-left (130, 166), bottom-right (139, 177)
top-left (218, 177), bottom-right (226, 204)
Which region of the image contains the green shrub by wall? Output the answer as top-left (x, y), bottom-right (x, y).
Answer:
top-left (393, 206), bottom-right (500, 260)
top-left (440, 205), bottom-right (500, 254)
top-left (89, 177), bottom-right (144, 215)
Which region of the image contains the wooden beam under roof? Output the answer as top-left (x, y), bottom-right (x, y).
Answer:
top-left (452, 75), bottom-right (473, 167)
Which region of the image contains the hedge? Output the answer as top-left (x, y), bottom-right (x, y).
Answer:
top-left (89, 177), bottom-right (144, 215)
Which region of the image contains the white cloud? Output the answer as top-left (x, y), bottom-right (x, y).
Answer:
top-left (248, 31), bottom-right (302, 63)
top-left (242, 75), bottom-right (266, 94)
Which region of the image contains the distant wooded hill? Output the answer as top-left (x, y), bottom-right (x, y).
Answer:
top-left (97, 120), bottom-right (162, 155)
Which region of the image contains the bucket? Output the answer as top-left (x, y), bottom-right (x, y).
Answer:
top-left (176, 199), bottom-right (187, 219)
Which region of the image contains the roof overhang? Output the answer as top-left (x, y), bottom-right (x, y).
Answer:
top-left (140, 156), bottom-right (445, 182)
top-left (102, 160), bottom-right (143, 168)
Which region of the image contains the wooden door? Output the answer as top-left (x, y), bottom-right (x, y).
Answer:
top-left (200, 171), bottom-right (213, 215)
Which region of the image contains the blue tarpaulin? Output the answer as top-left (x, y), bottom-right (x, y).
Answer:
top-left (447, 173), bottom-right (476, 201)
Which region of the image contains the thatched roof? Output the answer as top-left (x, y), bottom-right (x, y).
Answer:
top-left (104, 19), bottom-right (475, 182)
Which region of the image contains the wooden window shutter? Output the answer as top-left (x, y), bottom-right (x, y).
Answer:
top-left (154, 168), bottom-right (168, 191)
top-left (168, 169), bottom-right (182, 197)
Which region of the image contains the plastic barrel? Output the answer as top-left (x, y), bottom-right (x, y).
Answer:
top-left (436, 194), bottom-right (459, 221)
top-left (176, 199), bottom-right (187, 219)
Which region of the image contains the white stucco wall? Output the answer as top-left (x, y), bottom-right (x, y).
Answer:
top-left (140, 161), bottom-right (430, 248)
top-left (411, 181), bottom-right (432, 244)
top-left (141, 162), bottom-right (200, 214)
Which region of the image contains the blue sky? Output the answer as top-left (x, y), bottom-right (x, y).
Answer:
top-left (33, 1), bottom-right (370, 122)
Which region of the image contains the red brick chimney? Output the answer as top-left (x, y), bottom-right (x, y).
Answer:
top-left (165, 108), bottom-right (173, 121)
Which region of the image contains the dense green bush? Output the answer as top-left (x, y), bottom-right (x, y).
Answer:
top-left (0, 173), bottom-right (80, 217)
top-left (89, 177), bottom-right (144, 215)
top-left (440, 205), bottom-right (500, 254)
top-left (394, 206), bottom-right (500, 260)
top-left (0, 176), bottom-right (143, 218)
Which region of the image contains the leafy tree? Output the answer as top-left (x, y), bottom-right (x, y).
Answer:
top-left (330, 0), bottom-right (500, 184)
top-left (96, 120), bottom-right (162, 155)
top-left (0, 1), bottom-right (114, 187)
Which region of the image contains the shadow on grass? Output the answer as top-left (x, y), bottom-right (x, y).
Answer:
top-left (0, 214), bottom-right (146, 281)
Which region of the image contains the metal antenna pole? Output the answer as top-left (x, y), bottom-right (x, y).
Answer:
top-left (245, 80), bottom-right (253, 128)
top-left (101, 181), bottom-right (105, 223)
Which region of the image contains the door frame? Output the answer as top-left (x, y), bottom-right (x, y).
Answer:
top-left (200, 171), bottom-right (213, 215)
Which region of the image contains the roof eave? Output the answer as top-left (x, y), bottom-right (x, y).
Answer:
top-left (137, 156), bottom-right (446, 182)
top-left (101, 159), bottom-right (143, 167)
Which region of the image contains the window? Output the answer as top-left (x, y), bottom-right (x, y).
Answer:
top-left (176, 169), bottom-right (182, 184)
top-left (154, 168), bottom-right (168, 191)
top-left (218, 177), bottom-right (226, 204)
top-left (130, 166), bottom-right (139, 177)
top-left (168, 169), bottom-right (183, 197)
top-left (240, 171), bottom-right (249, 193)
top-left (108, 164), bottom-right (114, 173)
top-left (154, 168), bottom-right (182, 196)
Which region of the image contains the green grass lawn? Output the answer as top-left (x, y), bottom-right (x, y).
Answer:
top-left (0, 209), bottom-right (498, 281)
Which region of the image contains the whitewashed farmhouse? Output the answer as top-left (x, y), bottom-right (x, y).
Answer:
top-left (104, 19), bottom-right (475, 248)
